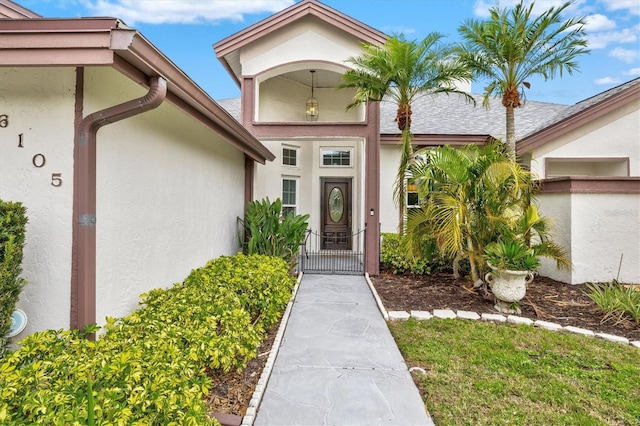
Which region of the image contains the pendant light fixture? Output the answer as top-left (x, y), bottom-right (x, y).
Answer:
top-left (305, 70), bottom-right (319, 121)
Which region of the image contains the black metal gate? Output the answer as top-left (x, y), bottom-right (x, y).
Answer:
top-left (298, 228), bottom-right (365, 274)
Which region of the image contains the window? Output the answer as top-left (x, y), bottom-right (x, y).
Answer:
top-left (282, 146), bottom-right (298, 167)
top-left (282, 178), bottom-right (298, 216)
top-left (321, 148), bottom-right (351, 167)
top-left (407, 182), bottom-right (420, 208)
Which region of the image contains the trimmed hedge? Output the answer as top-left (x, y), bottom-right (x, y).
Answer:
top-left (0, 200), bottom-right (28, 356)
top-left (0, 254), bottom-right (296, 425)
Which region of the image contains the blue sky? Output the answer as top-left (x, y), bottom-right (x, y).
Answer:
top-left (17, 0), bottom-right (640, 105)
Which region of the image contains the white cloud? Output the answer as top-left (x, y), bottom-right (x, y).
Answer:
top-left (623, 67), bottom-right (640, 75)
top-left (586, 28), bottom-right (637, 48)
top-left (598, 0), bottom-right (640, 16)
top-left (608, 46), bottom-right (639, 63)
top-left (594, 76), bottom-right (621, 84)
top-left (585, 13), bottom-right (616, 31)
top-left (473, 0), bottom-right (495, 18)
top-left (82, 0), bottom-right (295, 25)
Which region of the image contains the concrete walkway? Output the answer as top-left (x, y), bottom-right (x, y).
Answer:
top-left (254, 274), bottom-right (434, 426)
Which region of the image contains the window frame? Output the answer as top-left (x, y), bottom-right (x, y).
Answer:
top-left (406, 181), bottom-right (421, 209)
top-left (281, 177), bottom-right (299, 216)
top-left (282, 145), bottom-right (299, 167)
top-left (320, 147), bottom-right (353, 168)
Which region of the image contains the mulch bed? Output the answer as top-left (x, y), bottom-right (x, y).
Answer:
top-left (370, 272), bottom-right (640, 341)
top-left (205, 320), bottom-right (279, 420)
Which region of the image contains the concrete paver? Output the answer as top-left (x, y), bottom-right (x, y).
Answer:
top-left (254, 274), bottom-right (433, 426)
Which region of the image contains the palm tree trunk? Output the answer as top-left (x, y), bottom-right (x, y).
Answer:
top-left (465, 223), bottom-right (480, 282)
top-left (395, 128), bottom-right (413, 232)
top-left (452, 253), bottom-right (462, 279)
top-left (505, 106), bottom-right (516, 157)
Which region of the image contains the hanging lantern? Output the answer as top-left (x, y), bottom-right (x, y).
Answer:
top-left (305, 70), bottom-right (319, 121)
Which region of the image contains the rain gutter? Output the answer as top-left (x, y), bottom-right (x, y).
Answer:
top-left (72, 75), bottom-right (167, 333)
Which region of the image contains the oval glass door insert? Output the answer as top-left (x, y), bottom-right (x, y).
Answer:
top-left (329, 187), bottom-right (344, 223)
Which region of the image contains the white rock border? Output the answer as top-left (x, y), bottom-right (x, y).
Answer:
top-left (365, 274), bottom-right (639, 349)
top-left (241, 272), bottom-right (303, 426)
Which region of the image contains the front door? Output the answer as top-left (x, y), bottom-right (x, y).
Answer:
top-left (321, 178), bottom-right (352, 250)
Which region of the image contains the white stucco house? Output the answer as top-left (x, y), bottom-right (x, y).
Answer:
top-left (213, 0), bottom-right (639, 284)
top-left (1, 0), bottom-right (638, 338)
top-left (0, 1), bottom-right (274, 337)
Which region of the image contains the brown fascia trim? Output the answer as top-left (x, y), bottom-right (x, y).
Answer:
top-left (0, 18), bottom-right (274, 164)
top-left (73, 75), bottom-right (167, 334)
top-left (213, 0), bottom-right (387, 85)
top-left (113, 33), bottom-right (272, 163)
top-left (539, 176), bottom-right (640, 194)
top-left (248, 122), bottom-right (375, 139)
top-left (518, 83), bottom-right (640, 155)
top-left (0, 0), bottom-right (41, 18)
top-left (0, 18), bottom-right (119, 65)
top-left (380, 133), bottom-right (493, 146)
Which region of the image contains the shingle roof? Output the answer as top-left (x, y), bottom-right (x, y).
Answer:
top-left (216, 98), bottom-right (242, 121)
top-left (380, 94), bottom-right (568, 140)
top-left (216, 94), bottom-right (569, 141)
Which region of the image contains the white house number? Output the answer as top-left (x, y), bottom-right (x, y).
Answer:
top-left (1, 114), bottom-right (63, 187)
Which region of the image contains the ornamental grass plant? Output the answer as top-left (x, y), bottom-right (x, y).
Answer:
top-left (586, 280), bottom-right (640, 323)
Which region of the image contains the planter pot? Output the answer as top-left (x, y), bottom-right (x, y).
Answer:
top-left (485, 265), bottom-right (534, 314)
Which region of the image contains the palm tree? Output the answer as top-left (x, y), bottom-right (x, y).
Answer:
top-left (340, 33), bottom-right (473, 230)
top-left (456, 1), bottom-right (589, 155)
top-left (405, 143), bottom-right (533, 282)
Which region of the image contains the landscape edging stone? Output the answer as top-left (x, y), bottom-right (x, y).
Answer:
top-left (365, 282), bottom-right (639, 349)
top-left (241, 272), bottom-right (303, 426)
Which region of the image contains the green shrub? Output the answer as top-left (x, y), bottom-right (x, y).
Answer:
top-left (380, 233), bottom-right (432, 275)
top-left (0, 254), bottom-right (296, 425)
top-left (239, 198), bottom-right (309, 268)
top-left (0, 200), bottom-right (28, 356)
top-left (586, 280), bottom-right (640, 323)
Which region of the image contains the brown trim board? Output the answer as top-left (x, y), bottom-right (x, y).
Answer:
top-left (540, 176), bottom-right (640, 194)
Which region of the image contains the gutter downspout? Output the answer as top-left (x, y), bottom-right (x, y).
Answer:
top-left (73, 75), bottom-right (167, 333)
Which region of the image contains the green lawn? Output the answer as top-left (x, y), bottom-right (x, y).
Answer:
top-left (389, 318), bottom-right (640, 426)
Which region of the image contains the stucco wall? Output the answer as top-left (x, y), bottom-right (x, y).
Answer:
top-left (0, 67), bottom-right (76, 336)
top-left (379, 145), bottom-right (401, 234)
top-left (84, 68), bottom-right (245, 325)
top-left (570, 193), bottom-right (639, 284)
top-left (529, 100), bottom-right (640, 178)
top-left (536, 193), bottom-right (573, 283)
top-left (538, 191), bottom-right (640, 284)
top-left (241, 17), bottom-right (364, 77)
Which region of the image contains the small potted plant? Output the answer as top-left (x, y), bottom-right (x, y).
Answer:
top-left (484, 205), bottom-right (571, 314)
top-left (484, 238), bottom-right (539, 314)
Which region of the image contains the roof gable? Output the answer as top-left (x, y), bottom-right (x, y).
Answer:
top-left (0, 16), bottom-right (274, 163)
top-left (518, 78), bottom-right (640, 155)
top-left (0, 0), bottom-right (40, 18)
top-left (214, 0), bottom-right (387, 85)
